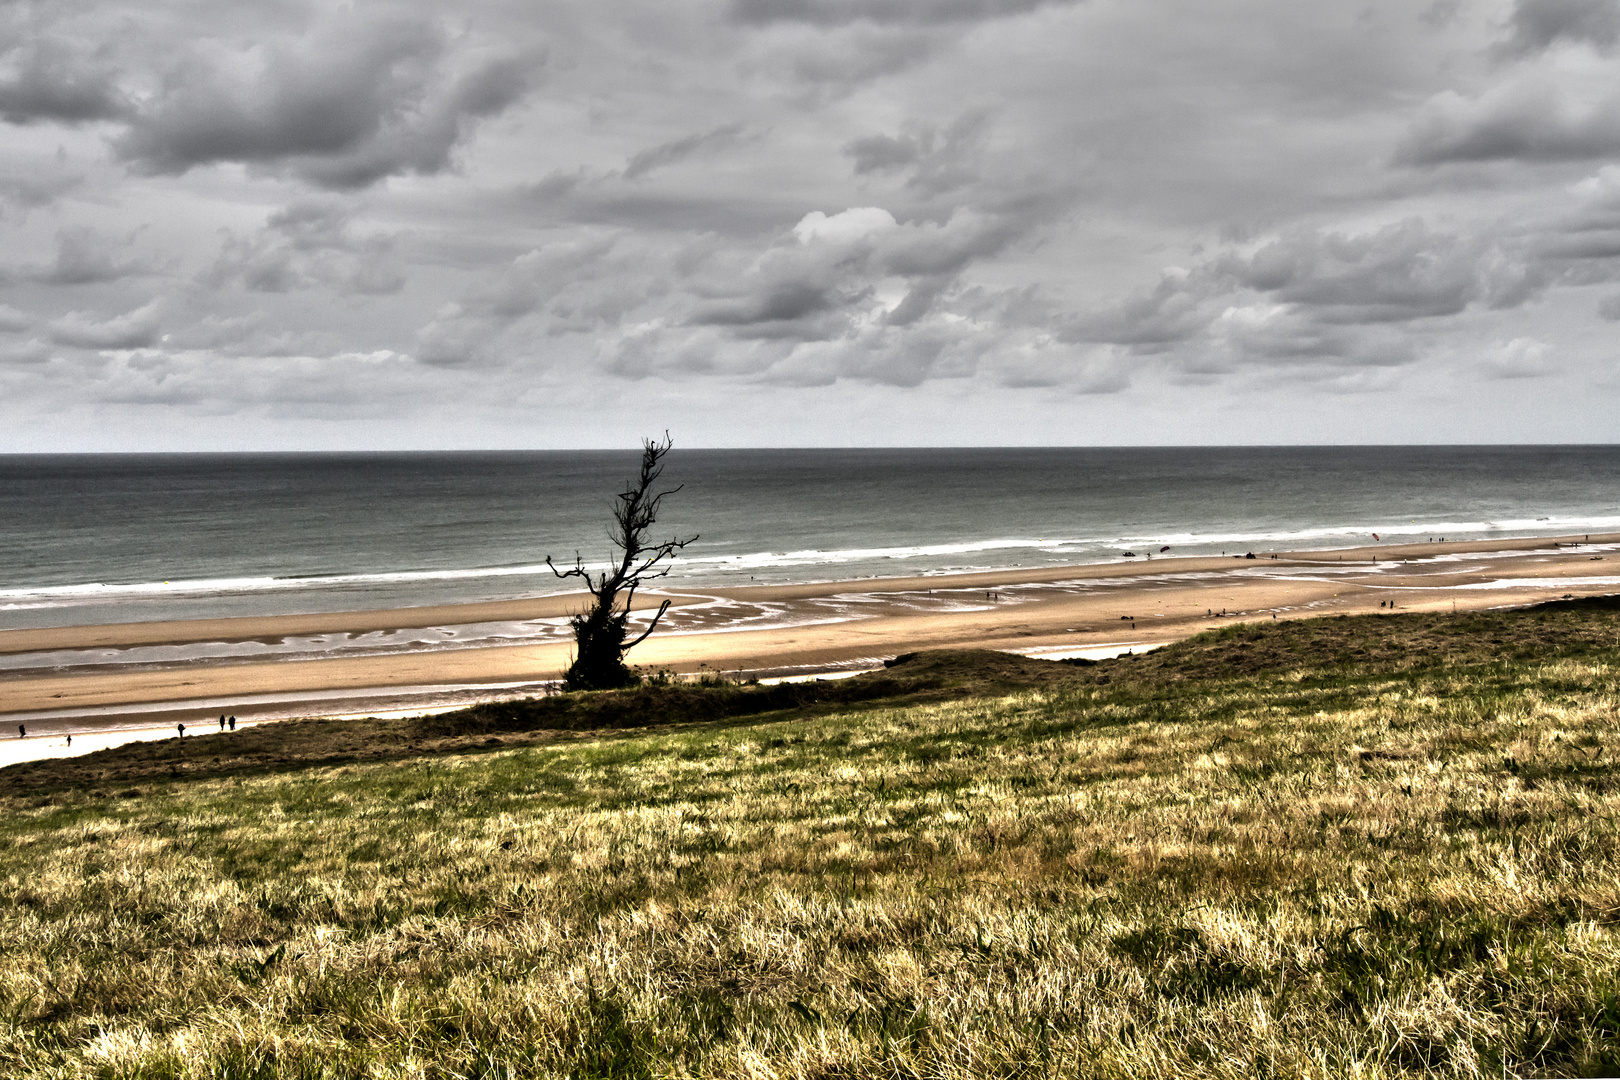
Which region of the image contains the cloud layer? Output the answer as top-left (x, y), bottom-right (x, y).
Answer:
top-left (2, 0), bottom-right (1619, 447)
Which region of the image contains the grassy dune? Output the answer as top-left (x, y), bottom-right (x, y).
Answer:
top-left (3, 602), bottom-right (1620, 1078)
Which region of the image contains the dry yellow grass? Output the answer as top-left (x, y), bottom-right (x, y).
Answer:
top-left (3, 611), bottom-right (1620, 1077)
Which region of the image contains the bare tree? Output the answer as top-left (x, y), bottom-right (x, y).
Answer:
top-left (547, 433), bottom-right (697, 689)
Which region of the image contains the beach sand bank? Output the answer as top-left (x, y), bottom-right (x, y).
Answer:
top-left (3, 533), bottom-right (1617, 766)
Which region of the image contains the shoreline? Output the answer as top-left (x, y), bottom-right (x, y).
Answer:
top-left (2, 532), bottom-right (1618, 767)
top-left (3, 530), bottom-right (1611, 654)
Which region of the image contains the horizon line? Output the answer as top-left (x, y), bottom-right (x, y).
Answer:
top-left (1, 441), bottom-right (1618, 456)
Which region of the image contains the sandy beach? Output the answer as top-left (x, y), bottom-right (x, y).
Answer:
top-left (3, 532), bottom-right (1617, 766)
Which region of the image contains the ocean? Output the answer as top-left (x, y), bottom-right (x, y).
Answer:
top-left (3, 445), bottom-right (1619, 632)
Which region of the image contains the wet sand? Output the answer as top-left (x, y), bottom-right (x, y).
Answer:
top-left (2, 533), bottom-right (1617, 765)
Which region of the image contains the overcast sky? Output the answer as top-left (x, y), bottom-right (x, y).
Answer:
top-left (3, 0), bottom-right (1620, 449)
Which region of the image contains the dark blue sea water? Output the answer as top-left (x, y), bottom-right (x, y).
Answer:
top-left (2, 446), bottom-right (1617, 630)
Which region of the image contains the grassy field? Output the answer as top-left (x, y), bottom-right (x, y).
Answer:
top-left (3, 601), bottom-right (1620, 1078)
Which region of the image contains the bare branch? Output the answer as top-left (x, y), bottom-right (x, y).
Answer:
top-left (624, 598), bottom-right (673, 649)
top-left (546, 554), bottom-right (582, 580)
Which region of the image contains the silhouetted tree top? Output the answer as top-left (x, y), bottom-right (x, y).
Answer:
top-left (547, 433), bottom-right (697, 689)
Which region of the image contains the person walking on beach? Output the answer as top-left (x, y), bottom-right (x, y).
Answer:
top-left (177, 723), bottom-right (185, 738)
top-left (219, 714), bottom-right (226, 730)
top-left (228, 715), bottom-right (236, 731)
top-left (17, 723), bottom-right (24, 738)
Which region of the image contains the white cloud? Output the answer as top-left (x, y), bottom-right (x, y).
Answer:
top-left (1480, 336), bottom-right (1559, 378)
top-left (792, 207), bottom-right (898, 245)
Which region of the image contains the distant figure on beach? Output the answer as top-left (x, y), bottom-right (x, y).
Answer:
top-left (177, 723), bottom-right (185, 738)
top-left (65, 734), bottom-right (70, 746)
top-left (219, 714), bottom-right (226, 730)
top-left (228, 715), bottom-right (236, 731)
top-left (17, 724), bottom-right (24, 738)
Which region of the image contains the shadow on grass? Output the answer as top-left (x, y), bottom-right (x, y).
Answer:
top-left (0, 649), bottom-right (1092, 797)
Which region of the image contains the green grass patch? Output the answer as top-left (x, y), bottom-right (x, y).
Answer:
top-left (3, 600), bottom-right (1620, 1076)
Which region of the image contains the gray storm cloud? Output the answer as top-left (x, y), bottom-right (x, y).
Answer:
top-left (203, 202), bottom-right (406, 295)
top-left (1397, 79), bottom-right (1620, 164)
top-left (48, 300), bottom-right (162, 350)
top-left (113, 13), bottom-right (537, 187)
top-left (1060, 215), bottom-right (1560, 382)
top-left (30, 227), bottom-right (150, 285)
top-left (727, 0), bottom-right (1081, 27)
top-left (0, 304), bottom-right (32, 332)
top-left (623, 126), bottom-right (749, 181)
top-left (1500, 0), bottom-right (1620, 55)
top-left (0, 38), bottom-right (129, 126)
